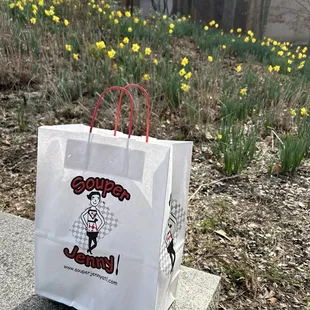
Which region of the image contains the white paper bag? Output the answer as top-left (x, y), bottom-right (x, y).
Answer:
top-left (35, 85), bottom-right (193, 310)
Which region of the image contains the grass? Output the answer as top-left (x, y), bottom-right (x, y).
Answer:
top-left (1, 0), bottom-right (310, 174)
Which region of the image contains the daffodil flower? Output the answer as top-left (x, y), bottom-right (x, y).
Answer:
top-left (181, 57), bottom-right (189, 66)
top-left (132, 44), bottom-right (140, 52)
top-left (181, 83), bottom-right (190, 92)
top-left (143, 74), bottom-right (150, 81)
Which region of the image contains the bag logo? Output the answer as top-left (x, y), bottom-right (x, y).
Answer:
top-left (63, 176), bottom-right (130, 276)
top-left (160, 195), bottom-right (186, 276)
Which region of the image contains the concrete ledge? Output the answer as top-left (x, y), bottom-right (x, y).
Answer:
top-left (0, 212), bottom-right (220, 310)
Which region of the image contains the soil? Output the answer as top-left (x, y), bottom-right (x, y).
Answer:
top-left (0, 90), bottom-right (309, 310)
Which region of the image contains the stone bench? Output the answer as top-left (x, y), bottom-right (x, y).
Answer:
top-left (0, 212), bottom-right (220, 310)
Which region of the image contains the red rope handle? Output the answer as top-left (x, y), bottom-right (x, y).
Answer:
top-left (90, 86), bottom-right (134, 138)
top-left (114, 84), bottom-right (151, 142)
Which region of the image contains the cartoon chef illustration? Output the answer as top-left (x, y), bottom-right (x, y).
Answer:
top-left (166, 195), bottom-right (177, 273)
top-left (81, 191), bottom-right (105, 254)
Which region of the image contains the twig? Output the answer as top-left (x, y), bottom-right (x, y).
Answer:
top-left (188, 174), bottom-right (241, 203)
top-left (270, 129), bottom-right (284, 146)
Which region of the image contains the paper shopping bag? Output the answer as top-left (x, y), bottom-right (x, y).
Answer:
top-left (34, 85), bottom-right (193, 310)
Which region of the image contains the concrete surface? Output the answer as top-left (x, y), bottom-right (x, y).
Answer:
top-left (0, 212), bottom-right (221, 310)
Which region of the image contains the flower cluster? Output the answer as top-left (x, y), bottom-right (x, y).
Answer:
top-left (179, 57), bottom-right (192, 92)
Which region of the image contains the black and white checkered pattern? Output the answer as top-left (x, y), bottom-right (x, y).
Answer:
top-left (160, 197), bottom-right (186, 276)
top-left (70, 203), bottom-right (119, 250)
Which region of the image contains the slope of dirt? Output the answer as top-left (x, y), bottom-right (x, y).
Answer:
top-left (0, 91), bottom-right (309, 309)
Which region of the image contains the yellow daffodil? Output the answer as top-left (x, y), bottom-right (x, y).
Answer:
top-left (169, 23), bottom-right (175, 29)
top-left (236, 65), bottom-right (242, 72)
top-left (30, 17), bottom-right (36, 24)
top-left (128, 27), bottom-right (133, 32)
top-left (184, 72), bottom-right (192, 79)
top-left (108, 49), bottom-right (116, 59)
top-left (261, 42), bottom-right (265, 46)
top-left (64, 19), bottom-right (69, 26)
top-left (244, 37), bottom-right (249, 42)
top-left (96, 41), bottom-right (106, 49)
top-left (38, 0), bottom-right (44, 6)
top-left (182, 16), bottom-right (186, 21)
top-left (116, 10), bottom-right (122, 17)
top-left (45, 9), bottom-right (52, 15)
top-left (288, 59), bottom-right (293, 64)
top-left (16, 3), bottom-right (23, 10)
top-left (209, 20), bottom-right (215, 26)
top-left (9, 3), bottom-right (15, 8)
top-left (154, 59), bottom-right (158, 65)
top-left (163, 15), bottom-right (167, 19)
top-left (123, 37), bottom-right (129, 44)
top-left (292, 54), bottom-right (296, 59)
top-left (145, 47), bottom-right (151, 55)
top-left (298, 53), bottom-right (303, 59)
top-left (65, 44), bottom-right (72, 52)
top-left (125, 11), bottom-right (131, 17)
top-left (179, 68), bottom-right (186, 76)
top-left (114, 19), bottom-right (119, 24)
top-left (132, 43), bottom-right (140, 52)
top-left (222, 45), bottom-right (226, 49)
top-left (168, 29), bottom-right (173, 34)
top-left (300, 107), bottom-right (308, 116)
top-left (287, 67), bottom-right (291, 72)
top-left (215, 23), bottom-right (219, 28)
top-left (119, 43), bottom-right (124, 49)
top-left (240, 88), bottom-right (247, 95)
top-left (143, 74), bottom-right (150, 81)
top-left (298, 64), bottom-right (304, 70)
top-left (134, 17), bottom-right (139, 23)
top-left (237, 28), bottom-right (242, 33)
top-left (113, 63), bottom-right (118, 69)
top-left (181, 83), bottom-right (190, 92)
top-left (274, 65), bottom-right (280, 72)
top-left (181, 57), bottom-right (189, 66)
top-left (73, 53), bottom-right (79, 60)
top-left (52, 15), bottom-right (60, 23)
top-left (208, 56), bottom-right (213, 62)
top-left (268, 65), bottom-right (273, 72)
top-left (277, 51), bottom-right (284, 56)
top-left (290, 109), bottom-right (296, 116)
top-left (230, 29), bottom-right (234, 33)
top-left (251, 38), bottom-right (256, 43)
top-left (217, 134), bottom-right (223, 140)
top-left (143, 20), bottom-right (147, 25)
top-left (204, 26), bottom-right (209, 31)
